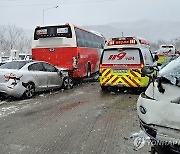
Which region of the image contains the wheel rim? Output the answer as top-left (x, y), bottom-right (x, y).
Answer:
top-left (25, 84), bottom-right (34, 98)
top-left (64, 78), bottom-right (73, 89)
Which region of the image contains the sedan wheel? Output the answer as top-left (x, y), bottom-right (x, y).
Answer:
top-left (24, 83), bottom-right (35, 98)
top-left (63, 77), bottom-right (73, 89)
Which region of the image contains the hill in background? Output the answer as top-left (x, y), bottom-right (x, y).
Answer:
top-left (25, 19), bottom-right (180, 43)
top-left (83, 19), bottom-right (180, 42)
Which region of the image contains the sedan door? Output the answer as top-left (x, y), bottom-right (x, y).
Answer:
top-left (28, 63), bottom-right (48, 90)
top-left (42, 62), bottom-right (63, 88)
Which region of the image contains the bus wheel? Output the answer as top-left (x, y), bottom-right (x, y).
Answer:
top-left (87, 63), bottom-right (91, 78)
top-left (63, 77), bottom-right (73, 89)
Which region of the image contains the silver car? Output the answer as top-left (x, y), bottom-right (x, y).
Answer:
top-left (0, 60), bottom-right (66, 98)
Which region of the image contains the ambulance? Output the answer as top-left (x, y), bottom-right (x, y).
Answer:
top-left (99, 36), bottom-right (156, 90)
top-left (157, 44), bottom-right (176, 65)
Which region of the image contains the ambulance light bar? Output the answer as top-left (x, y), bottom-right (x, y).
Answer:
top-left (107, 38), bottom-right (137, 46)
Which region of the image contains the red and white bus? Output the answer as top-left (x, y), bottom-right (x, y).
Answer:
top-left (32, 23), bottom-right (106, 79)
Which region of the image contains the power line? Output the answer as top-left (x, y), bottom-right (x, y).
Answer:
top-left (62, 0), bottom-right (118, 5)
top-left (0, 3), bottom-right (57, 7)
top-left (0, 0), bottom-right (118, 7)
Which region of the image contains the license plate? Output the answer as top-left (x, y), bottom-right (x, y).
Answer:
top-left (113, 69), bottom-right (128, 73)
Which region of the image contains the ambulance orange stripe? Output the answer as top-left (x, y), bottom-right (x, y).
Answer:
top-left (121, 77), bottom-right (133, 87)
top-left (111, 77), bottom-right (119, 84)
top-left (102, 78), bottom-right (109, 86)
top-left (131, 78), bottom-right (140, 87)
top-left (102, 81), bottom-right (107, 86)
top-left (130, 70), bottom-right (139, 78)
top-left (102, 75), bottom-right (114, 86)
top-left (102, 69), bottom-right (106, 74)
top-left (102, 78), bottom-right (111, 86)
top-left (104, 70), bottom-right (111, 77)
top-left (126, 75), bottom-right (140, 87)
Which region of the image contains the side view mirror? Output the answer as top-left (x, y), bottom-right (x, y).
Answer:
top-left (153, 55), bottom-right (158, 62)
top-left (141, 66), bottom-right (154, 75)
top-left (157, 63), bottom-right (162, 66)
top-left (175, 77), bottom-right (180, 86)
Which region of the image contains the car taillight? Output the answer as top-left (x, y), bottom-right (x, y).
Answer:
top-left (99, 64), bottom-right (102, 76)
top-left (72, 57), bottom-right (77, 69)
top-left (4, 73), bottom-right (20, 80)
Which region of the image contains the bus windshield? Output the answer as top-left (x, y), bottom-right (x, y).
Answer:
top-left (34, 25), bottom-right (72, 40)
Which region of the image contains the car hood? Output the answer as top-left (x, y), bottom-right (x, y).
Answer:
top-left (142, 82), bottom-right (180, 130)
top-left (158, 56), bottom-right (180, 86)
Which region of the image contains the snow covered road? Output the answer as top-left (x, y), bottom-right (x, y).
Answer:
top-left (0, 82), bottom-right (150, 154)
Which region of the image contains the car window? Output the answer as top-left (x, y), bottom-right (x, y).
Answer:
top-left (0, 61), bottom-right (28, 70)
top-left (43, 63), bottom-right (57, 72)
top-left (142, 49), bottom-right (154, 65)
top-left (102, 49), bottom-right (141, 64)
top-left (28, 63), bottom-right (45, 71)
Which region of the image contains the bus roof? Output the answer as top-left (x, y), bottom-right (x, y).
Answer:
top-left (36, 23), bottom-right (105, 38)
top-left (73, 24), bottom-right (105, 38)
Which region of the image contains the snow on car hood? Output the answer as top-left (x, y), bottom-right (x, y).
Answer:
top-left (159, 56), bottom-right (180, 85)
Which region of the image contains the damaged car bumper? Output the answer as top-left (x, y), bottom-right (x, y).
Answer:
top-left (0, 80), bottom-right (26, 98)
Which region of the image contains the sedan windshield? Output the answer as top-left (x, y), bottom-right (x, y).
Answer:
top-left (0, 61), bottom-right (28, 70)
top-left (159, 57), bottom-right (180, 86)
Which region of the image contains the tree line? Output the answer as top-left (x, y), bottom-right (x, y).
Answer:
top-left (0, 25), bottom-right (32, 56)
top-left (150, 38), bottom-right (180, 52)
top-left (0, 24), bottom-right (180, 56)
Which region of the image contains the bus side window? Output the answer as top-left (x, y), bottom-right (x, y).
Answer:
top-left (75, 27), bottom-right (105, 49)
top-left (75, 28), bottom-right (85, 47)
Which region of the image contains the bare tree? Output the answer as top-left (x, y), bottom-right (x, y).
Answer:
top-left (150, 42), bottom-right (159, 51)
top-left (0, 25), bottom-right (32, 56)
top-left (170, 37), bottom-right (180, 51)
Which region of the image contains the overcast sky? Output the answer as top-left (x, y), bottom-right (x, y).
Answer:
top-left (0, 0), bottom-right (180, 30)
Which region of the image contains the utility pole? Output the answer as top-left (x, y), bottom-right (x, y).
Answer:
top-left (43, 6), bottom-right (58, 25)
